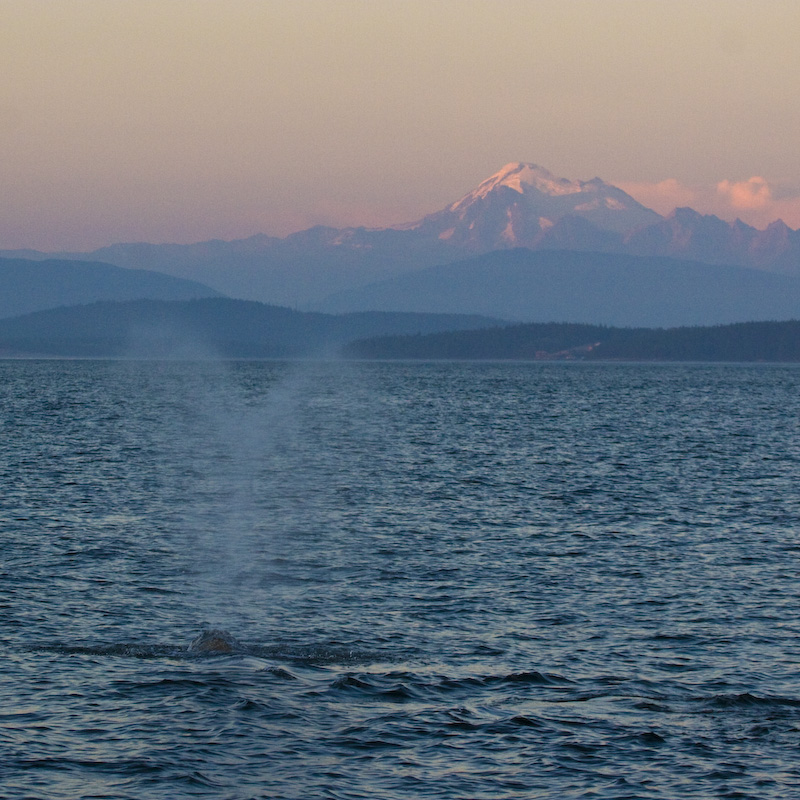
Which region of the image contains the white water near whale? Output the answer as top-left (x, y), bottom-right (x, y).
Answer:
top-left (4, 360), bottom-right (800, 799)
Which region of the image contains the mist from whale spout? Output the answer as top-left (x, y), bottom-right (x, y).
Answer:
top-left (182, 361), bottom-right (314, 632)
top-left (188, 629), bottom-right (242, 654)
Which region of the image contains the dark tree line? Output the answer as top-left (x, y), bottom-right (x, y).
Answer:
top-left (345, 320), bottom-right (800, 362)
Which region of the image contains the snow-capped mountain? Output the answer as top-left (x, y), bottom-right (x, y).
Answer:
top-left (405, 162), bottom-right (663, 250)
top-left (4, 162), bottom-right (800, 316)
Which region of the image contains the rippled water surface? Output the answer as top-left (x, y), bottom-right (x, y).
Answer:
top-left (3, 359), bottom-right (800, 799)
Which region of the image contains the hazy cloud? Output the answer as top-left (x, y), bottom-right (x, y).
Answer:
top-left (716, 177), bottom-right (771, 210)
top-left (619, 177), bottom-right (800, 230)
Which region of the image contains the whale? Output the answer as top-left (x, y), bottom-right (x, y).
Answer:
top-left (188, 629), bottom-right (242, 654)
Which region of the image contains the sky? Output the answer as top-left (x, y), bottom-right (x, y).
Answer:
top-left (1, 0), bottom-right (799, 251)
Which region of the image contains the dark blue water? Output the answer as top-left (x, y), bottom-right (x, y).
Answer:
top-left (3, 359), bottom-right (800, 799)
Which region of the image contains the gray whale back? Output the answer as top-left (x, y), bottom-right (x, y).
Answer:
top-left (188, 629), bottom-right (241, 654)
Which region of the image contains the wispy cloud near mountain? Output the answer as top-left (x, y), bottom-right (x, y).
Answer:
top-left (618, 177), bottom-right (800, 229)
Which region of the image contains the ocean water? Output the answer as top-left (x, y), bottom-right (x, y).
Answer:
top-left (3, 358), bottom-right (800, 799)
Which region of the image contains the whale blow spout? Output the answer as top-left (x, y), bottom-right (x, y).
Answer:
top-left (188, 629), bottom-right (241, 654)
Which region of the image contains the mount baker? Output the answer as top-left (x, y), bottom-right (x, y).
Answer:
top-left (3, 162), bottom-right (800, 310)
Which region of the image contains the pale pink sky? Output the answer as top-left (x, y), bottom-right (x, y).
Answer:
top-left (1, 0), bottom-right (799, 250)
top-left (619, 177), bottom-right (800, 230)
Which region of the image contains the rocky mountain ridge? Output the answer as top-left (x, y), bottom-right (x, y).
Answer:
top-left (2, 163), bottom-right (799, 311)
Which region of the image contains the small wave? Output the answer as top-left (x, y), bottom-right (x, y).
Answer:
top-left (502, 670), bottom-right (571, 685)
top-left (634, 700), bottom-right (671, 712)
top-left (27, 634), bottom-right (381, 666)
top-left (436, 670), bottom-right (573, 692)
top-left (648, 632), bottom-right (703, 642)
top-left (703, 692), bottom-right (800, 710)
top-left (321, 668), bottom-right (578, 707)
top-left (331, 673), bottom-right (422, 701)
top-left (11, 755), bottom-right (163, 776)
top-left (618, 730), bottom-right (668, 745)
top-left (134, 586), bottom-right (182, 595)
top-left (257, 665), bottom-right (298, 680)
top-left (29, 642), bottom-right (185, 659)
top-left (508, 714), bottom-right (546, 728)
top-left (249, 643), bottom-right (380, 665)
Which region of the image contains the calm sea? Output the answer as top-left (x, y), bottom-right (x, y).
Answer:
top-left (3, 359), bottom-right (800, 799)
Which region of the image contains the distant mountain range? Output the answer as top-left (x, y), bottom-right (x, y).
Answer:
top-left (3, 162), bottom-right (800, 319)
top-left (0, 257), bottom-right (220, 319)
top-left (3, 162), bottom-right (800, 332)
top-left (401, 163), bottom-right (800, 274)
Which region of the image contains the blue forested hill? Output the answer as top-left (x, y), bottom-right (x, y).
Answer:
top-left (0, 257), bottom-right (222, 318)
top-left (344, 319), bottom-right (800, 362)
top-left (0, 297), bottom-right (506, 358)
top-left (6, 293), bottom-right (799, 362)
top-left (316, 248), bottom-right (800, 327)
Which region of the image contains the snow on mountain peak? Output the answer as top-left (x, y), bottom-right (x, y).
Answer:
top-left (460, 162), bottom-right (584, 205)
top-left (407, 161), bottom-right (664, 248)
